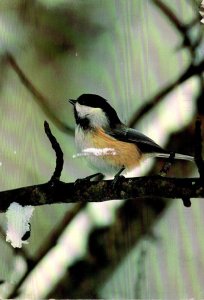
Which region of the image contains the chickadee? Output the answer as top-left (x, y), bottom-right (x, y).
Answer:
top-left (69, 94), bottom-right (193, 176)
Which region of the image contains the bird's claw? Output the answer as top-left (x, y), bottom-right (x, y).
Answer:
top-left (111, 167), bottom-right (125, 190)
top-left (112, 174), bottom-right (125, 190)
top-left (74, 173), bottom-right (104, 188)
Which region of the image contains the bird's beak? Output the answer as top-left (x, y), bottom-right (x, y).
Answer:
top-left (69, 99), bottom-right (77, 105)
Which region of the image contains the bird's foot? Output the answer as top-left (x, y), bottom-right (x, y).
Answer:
top-left (112, 167), bottom-right (125, 190)
top-left (74, 173), bottom-right (104, 188)
top-left (158, 152), bottom-right (175, 177)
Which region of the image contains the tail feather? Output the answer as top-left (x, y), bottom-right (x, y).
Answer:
top-left (155, 153), bottom-right (194, 162)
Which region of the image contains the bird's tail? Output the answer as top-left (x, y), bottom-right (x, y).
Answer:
top-left (155, 153), bottom-right (194, 162)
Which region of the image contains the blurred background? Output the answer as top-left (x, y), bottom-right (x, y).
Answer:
top-left (0, 0), bottom-right (203, 298)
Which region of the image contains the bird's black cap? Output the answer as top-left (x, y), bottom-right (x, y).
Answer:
top-left (74, 94), bottom-right (122, 127)
top-left (77, 94), bottom-right (108, 108)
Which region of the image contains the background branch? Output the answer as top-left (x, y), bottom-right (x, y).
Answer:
top-left (129, 0), bottom-right (203, 128)
top-left (6, 53), bottom-right (73, 134)
top-left (8, 202), bottom-right (86, 299)
top-left (128, 61), bottom-right (204, 127)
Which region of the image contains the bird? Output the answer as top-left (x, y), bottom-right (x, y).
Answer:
top-left (69, 94), bottom-right (194, 178)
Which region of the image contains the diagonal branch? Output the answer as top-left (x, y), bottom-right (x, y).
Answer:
top-left (6, 53), bottom-right (73, 135)
top-left (129, 61), bottom-right (204, 127)
top-left (152, 0), bottom-right (202, 53)
top-left (129, 0), bottom-right (203, 128)
top-left (8, 202), bottom-right (86, 299)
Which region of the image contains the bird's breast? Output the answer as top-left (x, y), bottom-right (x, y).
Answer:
top-left (75, 126), bottom-right (142, 173)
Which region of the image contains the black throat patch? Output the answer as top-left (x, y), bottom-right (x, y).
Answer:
top-left (74, 106), bottom-right (90, 130)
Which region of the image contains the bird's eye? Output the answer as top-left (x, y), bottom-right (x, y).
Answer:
top-left (79, 99), bottom-right (85, 105)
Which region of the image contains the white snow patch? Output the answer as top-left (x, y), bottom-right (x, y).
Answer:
top-left (6, 202), bottom-right (34, 248)
top-left (73, 147), bottom-right (117, 158)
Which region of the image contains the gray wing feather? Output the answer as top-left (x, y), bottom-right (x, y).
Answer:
top-left (106, 126), bottom-right (194, 161)
top-left (107, 126), bottom-right (167, 154)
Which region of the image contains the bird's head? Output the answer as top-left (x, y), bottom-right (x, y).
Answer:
top-left (69, 94), bottom-right (121, 130)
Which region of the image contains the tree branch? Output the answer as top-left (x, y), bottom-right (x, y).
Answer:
top-left (0, 176), bottom-right (203, 213)
top-left (152, 0), bottom-right (202, 53)
top-left (129, 0), bottom-right (204, 128)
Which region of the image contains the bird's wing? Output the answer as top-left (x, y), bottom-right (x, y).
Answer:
top-left (106, 126), bottom-right (168, 154)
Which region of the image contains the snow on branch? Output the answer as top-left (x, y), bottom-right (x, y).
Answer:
top-left (6, 202), bottom-right (34, 248)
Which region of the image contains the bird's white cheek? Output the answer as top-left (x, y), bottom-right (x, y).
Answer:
top-left (90, 111), bottom-right (109, 128)
top-left (75, 103), bottom-right (109, 128)
top-left (75, 103), bottom-right (92, 118)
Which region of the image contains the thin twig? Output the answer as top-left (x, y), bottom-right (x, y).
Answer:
top-left (44, 121), bottom-right (63, 181)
